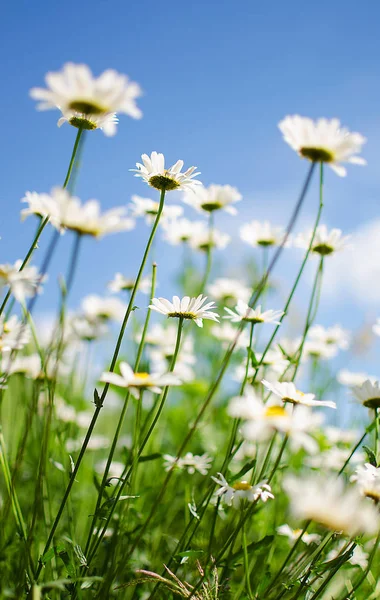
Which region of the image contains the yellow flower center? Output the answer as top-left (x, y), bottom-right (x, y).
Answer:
top-left (201, 201), bottom-right (223, 212)
top-left (149, 173), bottom-right (180, 191)
top-left (69, 116), bottom-right (98, 131)
top-left (134, 372), bottom-right (151, 380)
top-left (312, 244), bottom-right (334, 256)
top-left (232, 481), bottom-right (252, 491)
top-left (264, 406), bottom-right (287, 418)
top-left (167, 311), bottom-right (197, 320)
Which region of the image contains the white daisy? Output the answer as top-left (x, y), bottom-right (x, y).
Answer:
top-left (0, 316), bottom-right (30, 352)
top-left (68, 315), bottom-right (108, 342)
top-left (351, 463), bottom-right (380, 502)
top-left (183, 184), bottom-right (242, 215)
top-left (7, 354), bottom-right (42, 379)
top-left (295, 225), bottom-right (350, 256)
top-left (211, 472), bottom-right (274, 508)
top-left (324, 426), bottom-right (359, 446)
top-left (161, 218), bottom-right (201, 245)
top-left (211, 322), bottom-right (250, 349)
top-left (307, 325), bottom-right (350, 351)
top-left (128, 195), bottom-right (183, 224)
top-left (224, 300), bottom-right (283, 325)
top-left (100, 361), bottom-right (182, 398)
top-left (277, 524), bottom-right (321, 545)
top-left (284, 474), bottom-right (379, 536)
top-left (57, 110), bottom-right (119, 136)
top-left (30, 63), bottom-right (142, 131)
top-left (21, 191), bottom-right (52, 221)
top-left (279, 115), bottom-right (366, 177)
top-left (261, 379), bottom-right (336, 409)
top-left (207, 278), bottom-right (251, 304)
top-left (40, 188), bottom-right (135, 237)
top-left (132, 151), bottom-right (201, 192)
top-left (303, 339), bottom-right (338, 361)
top-left (233, 347), bottom-right (290, 384)
top-left (188, 224), bottom-right (230, 251)
top-left (108, 273), bottom-right (151, 294)
top-left (163, 452), bottom-right (212, 475)
top-left (149, 295), bottom-right (219, 328)
top-left (240, 400), bottom-right (323, 454)
top-left (81, 295), bottom-right (127, 323)
top-left (0, 260), bottom-right (46, 303)
top-left (240, 220), bottom-right (288, 248)
top-left (352, 379), bottom-right (380, 410)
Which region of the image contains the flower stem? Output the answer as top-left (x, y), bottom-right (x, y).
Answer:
top-left (199, 211), bottom-right (214, 294)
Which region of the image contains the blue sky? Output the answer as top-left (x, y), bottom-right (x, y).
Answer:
top-left (2, 0), bottom-right (380, 377)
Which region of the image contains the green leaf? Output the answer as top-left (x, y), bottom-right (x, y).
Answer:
top-left (230, 459), bottom-right (257, 483)
top-left (40, 543), bottom-right (66, 565)
top-left (138, 453), bottom-right (162, 463)
top-left (94, 388), bottom-right (102, 408)
top-left (363, 445), bottom-right (377, 467)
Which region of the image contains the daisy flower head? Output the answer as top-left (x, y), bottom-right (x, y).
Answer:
top-left (261, 379), bottom-right (336, 409)
top-left (43, 188), bottom-right (135, 237)
top-left (295, 225), bottom-right (350, 257)
top-left (352, 379), bottom-right (380, 410)
top-left (81, 295), bottom-right (127, 323)
top-left (240, 220), bottom-right (288, 248)
top-left (183, 184), bottom-right (242, 215)
top-left (277, 524), bottom-right (321, 545)
top-left (207, 278), bottom-right (251, 305)
top-left (307, 447), bottom-right (364, 472)
top-left (284, 474), bottom-right (379, 536)
top-left (149, 295), bottom-right (219, 328)
top-left (132, 151), bottom-right (201, 192)
top-left (161, 217), bottom-right (199, 246)
top-left (308, 324), bottom-right (350, 351)
top-left (212, 472), bottom-right (274, 508)
top-left (108, 273), bottom-right (151, 294)
top-left (351, 463), bottom-right (380, 503)
top-left (188, 223), bottom-right (231, 252)
top-left (21, 191), bottom-right (53, 221)
top-left (224, 300), bottom-right (284, 325)
top-left (241, 399), bottom-right (323, 454)
top-left (211, 322), bottom-right (250, 349)
top-left (163, 452), bottom-right (212, 476)
top-left (57, 111), bottom-right (119, 136)
top-left (0, 316), bottom-right (30, 352)
top-left (0, 260), bottom-right (47, 303)
top-left (100, 361), bottom-right (182, 398)
top-left (30, 62), bottom-right (142, 133)
top-left (278, 115), bottom-right (366, 177)
top-left (128, 195), bottom-right (183, 224)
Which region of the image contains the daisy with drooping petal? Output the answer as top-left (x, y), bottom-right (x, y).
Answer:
top-left (261, 379), bottom-right (336, 409)
top-left (149, 295), bottom-right (219, 328)
top-left (57, 111), bottom-right (119, 136)
top-left (211, 472), bottom-right (274, 508)
top-left (295, 225), bottom-right (350, 256)
top-left (224, 300), bottom-right (284, 325)
top-left (21, 191), bottom-right (52, 221)
top-left (184, 184), bottom-right (242, 215)
top-left (100, 361), bottom-right (182, 398)
top-left (284, 474), bottom-right (379, 536)
top-left (277, 524), bottom-right (321, 545)
top-left (30, 62), bottom-right (142, 133)
top-left (352, 379), bottom-right (380, 410)
top-left (108, 273), bottom-right (151, 294)
top-left (0, 260), bottom-right (47, 303)
top-left (351, 463), bottom-right (380, 502)
top-left (128, 195), bottom-right (183, 224)
top-left (207, 278), bottom-right (251, 305)
top-left (240, 220), bottom-right (288, 248)
top-left (132, 152), bottom-right (201, 192)
top-left (279, 115), bottom-right (366, 177)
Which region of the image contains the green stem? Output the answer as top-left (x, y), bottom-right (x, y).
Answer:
top-left (87, 316), bottom-right (184, 567)
top-left (199, 211), bottom-right (214, 294)
top-left (0, 127), bottom-right (84, 318)
top-left (243, 522), bottom-right (253, 599)
top-left (83, 263), bottom-right (157, 557)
